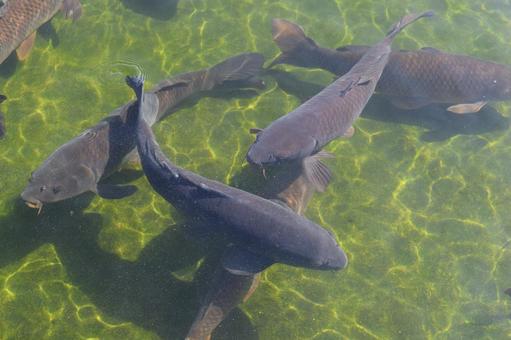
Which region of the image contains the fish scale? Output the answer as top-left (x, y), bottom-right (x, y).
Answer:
top-left (272, 19), bottom-right (511, 108)
top-left (21, 53), bottom-right (265, 209)
top-left (0, 0), bottom-right (64, 63)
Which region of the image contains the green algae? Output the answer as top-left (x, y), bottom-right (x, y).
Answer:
top-left (1, 0), bottom-right (511, 339)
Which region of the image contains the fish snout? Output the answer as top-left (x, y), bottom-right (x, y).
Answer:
top-left (20, 191), bottom-right (43, 215)
top-left (322, 247), bottom-right (348, 270)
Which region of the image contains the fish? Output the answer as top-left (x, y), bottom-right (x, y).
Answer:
top-left (185, 162), bottom-right (323, 340)
top-left (21, 53), bottom-right (266, 213)
top-left (132, 74), bottom-right (348, 275)
top-left (247, 11), bottom-right (433, 190)
top-left (0, 94), bottom-right (6, 139)
top-left (269, 18), bottom-right (511, 114)
top-left (0, 0), bottom-right (82, 64)
top-left (185, 269), bottom-right (260, 340)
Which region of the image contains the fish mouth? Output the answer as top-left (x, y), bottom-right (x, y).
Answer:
top-left (23, 199), bottom-right (43, 215)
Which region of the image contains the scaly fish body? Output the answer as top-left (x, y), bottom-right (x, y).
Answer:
top-left (186, 162), bottom-right (322, 340)
top-left (247, 12), bottom-right (433, 176)
top-left (271, 19), bottom-right (511, 109)
top-left (21, 53), bottom-right (265, 211)
top-left (0, 0), bottom-right (81, 63)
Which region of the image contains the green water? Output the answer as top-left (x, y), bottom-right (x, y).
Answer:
top-left (1, 0), bottom-right (511, 339)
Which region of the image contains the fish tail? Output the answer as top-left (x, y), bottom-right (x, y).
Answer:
top-left (125, 75), bottom-right (144, 99)
top-left (268, 18), bottom-right (318, 68)
top-left (385, 10), bottom-right (434, 41)
top-left (207, 52), bottom-right (265, 88)
top-left (125, 75), bottom-right (145, 123)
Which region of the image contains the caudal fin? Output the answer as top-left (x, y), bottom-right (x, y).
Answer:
top-left (124, 75), bottom-right (145, 123)
top-left (268, 18), bottom-right (318, 68)
top-left (126, 75), bottom-right (144, 99)
top-left (207, 52), bottom-right (265, 88)
top-left (386, 10), bottom-right (434, 41)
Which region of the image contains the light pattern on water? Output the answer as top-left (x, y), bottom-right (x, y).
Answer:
top-left (1, 0), bottom-right (511, 339)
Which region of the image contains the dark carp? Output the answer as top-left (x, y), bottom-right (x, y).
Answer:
top-left (247, 11), bottom-right (433, 190)
top-left (269, 18), bottom-right (511, 114)
top-left (0, 0), bottom-right (82, 64)
top-left (21, 53), bottom-right (265, 213)
top-left (132, 74), bottom-right (347, 276)
top-left (185, 161), bottom-right (323, 340)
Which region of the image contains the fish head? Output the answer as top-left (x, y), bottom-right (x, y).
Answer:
top-left (21, 164), bottom-right (94, 211)
top-left (247, 129), bottom-right (317, 168)
top-left (317, 230), bottom-right (348, 270)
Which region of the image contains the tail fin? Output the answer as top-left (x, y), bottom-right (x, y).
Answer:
top-left (125, 75), bottom-right (145, 123)
top-left (385, 10), bottom-right (434, 41)
top-left (272, 19), bottom-right (316, 53)
top-left (268, 18), bottom-right (318, 68)
top-left (207, 52), bottom-right (265, 88)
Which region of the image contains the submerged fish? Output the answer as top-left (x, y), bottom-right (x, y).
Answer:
top-left (186, 270), bottom-right (260, 340)
top-left (0, 94), bottom-right (6, 139)
top-left (186, 162), bottom-right (323, 340)
top-left (269, 18), bottom-right (511, 114)
top-left (132, 75), bottom-right (347, 275)
top-left (247, 11), bottom-right (433, 189)
top-left (0, 0), bottom-right (82, 64)
top-left (21, 53), bottom-right (265, 213)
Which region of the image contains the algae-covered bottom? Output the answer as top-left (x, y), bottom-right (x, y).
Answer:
top-left (1, 0), bottom-right (511, 339)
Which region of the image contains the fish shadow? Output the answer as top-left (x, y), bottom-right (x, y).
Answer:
top-left (121, 0), bottom-right (179, 21)
top-left (38, 21), bottom-right (60, 48)
top-left (268, 69), bottom-right (510, 141)
top-left (0, 53), bottom-right (19, 79)
top-left (0, 192), bottom-right (258, 339)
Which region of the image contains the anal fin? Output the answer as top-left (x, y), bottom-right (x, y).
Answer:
top-left (447, 101), bottom-right (487, 114)
top-left (16, 32), bottom-right (37, 60)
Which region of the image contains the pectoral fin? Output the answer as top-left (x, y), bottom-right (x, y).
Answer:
top-left (342, 126), bottom-right (355, 138)
top-left (249, 127), bottom-right (263, 134)
top-left (61, 0), bottom-right (82, 21)
top-left (96, 184), bottom-right (137, 199)
top-left (16, 32), bottom-right (37, 60)
top-left (302, 151), bottom-right (334, 192)
top-left (447, 101), bottom-right (487, 114)
top-left (222, 246), bottom-right (274, 276)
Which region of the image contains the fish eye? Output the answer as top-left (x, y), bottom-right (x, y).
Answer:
top-left (39, 185), bottom-right (46, 192)
top-left (52, 186), bottom-right (62, 194)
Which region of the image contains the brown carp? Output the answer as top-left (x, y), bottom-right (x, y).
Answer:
top-left (0, 0), bottom-right (82, 64)
top-left (21, 53), bottom-right (265, 213)
top-left (247, 11), bottom-right (433, 190)
top-left (270, 18), bottom-right (511, 114)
